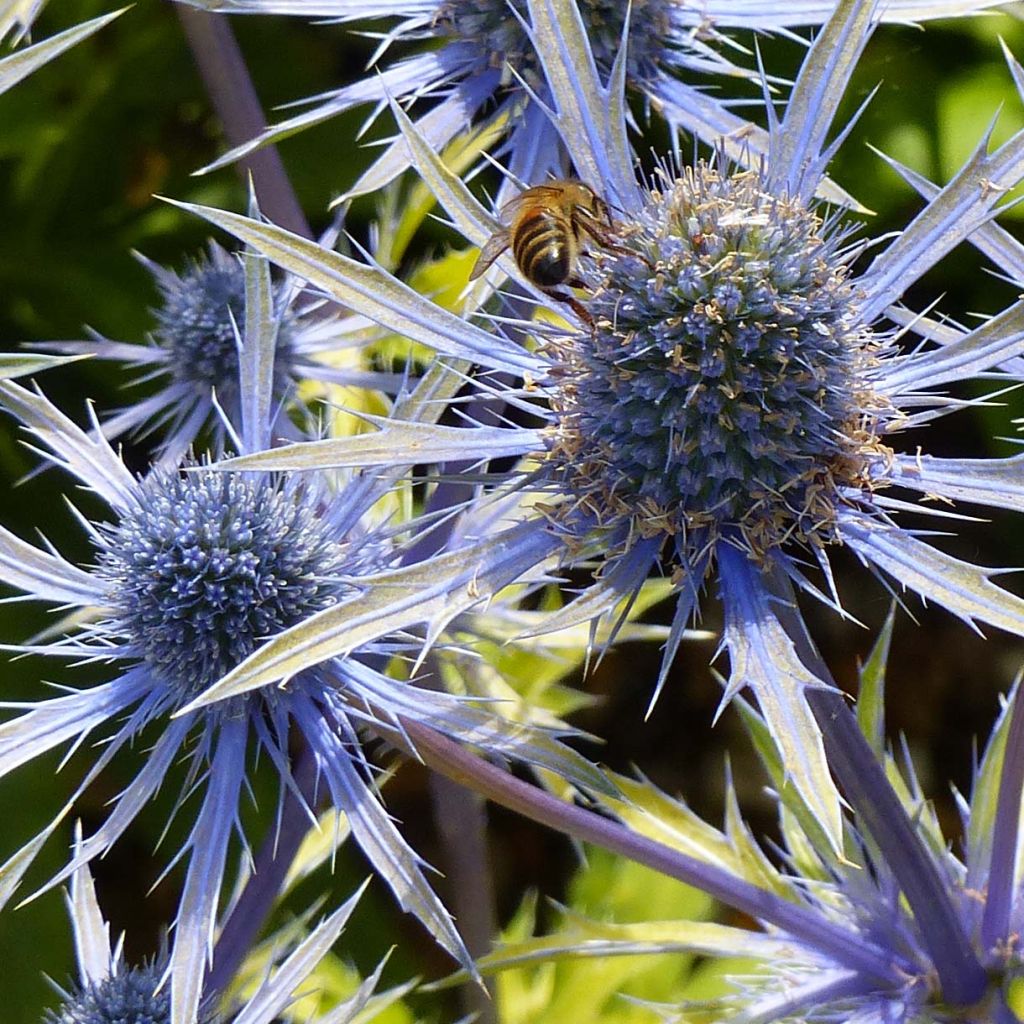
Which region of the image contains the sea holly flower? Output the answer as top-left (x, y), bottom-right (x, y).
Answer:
top-left (47, 854), bottom-right (390, 1024)
top-left (0, 251), bottom-right (610, 1024)
top-left (172, 0), bottom-right (1001, 205)
top-left (39, 241), bottom-right (404, 465)
top-left (459, 622), bottom-right (1024, 1022)
top-left (172, 0), bottom-right (1024, 846)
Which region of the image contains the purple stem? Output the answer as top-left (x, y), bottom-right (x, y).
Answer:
top-left (429, 771), bottom-right (498, 1024)
top-left (174, 4), bottom-right (313, 240)
top-left (204, 746), bottom-right (320, 1001)
top-left (980, 678), bottom-right (1024, 951)
top-left (401, 717), bottom-right (904, 986)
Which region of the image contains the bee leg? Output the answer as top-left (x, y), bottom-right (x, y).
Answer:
top-left (610, 241), bottom-right (653, 269)
top-left (578, 219), bottom-right (655, 270)
top-left (568, 297), bottom-right (595, 327)
top-left (543, 287), bottom-right (594, 327)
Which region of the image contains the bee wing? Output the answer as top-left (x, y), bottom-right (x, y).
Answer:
top-left (495, 183), bottom-right (567, 222)
top-left (496, 191), bottom-right (530, 220)
top-left (509, 183), bottom-right (572, 213)
top-left (469, 229), bottom-right (511, 280)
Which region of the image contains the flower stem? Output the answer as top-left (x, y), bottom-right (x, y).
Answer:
top-left (429, 771), bottom-right (498, 1024)
top-left (401, 403), bottom-right (511, 1024)
top-left (174, 4), bottom-right (312, 239)
top-left (400, 717), bottom-right (905, 986)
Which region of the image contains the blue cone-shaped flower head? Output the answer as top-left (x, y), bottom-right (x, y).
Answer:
top-left (184, 0), bottom-right (753, 198)
top-left (437, 0), bottom-right (677, 93)
top-left (0, 409), bottom-right (380, 1024)
top-left (42, 241), bottom-right (398, 464)
top-left (46, 965), bottom-right (171, 1024)
top-left (97, 465), bottom-right (347, 698)
top-left (151, 243), bottom-right (293, 398)
top-left (546, 162), bottom-right (884, 561)
top-left (171, 1), bottom-right (1024, 849)
top-left (47, 852), bottom-right (380, 1024)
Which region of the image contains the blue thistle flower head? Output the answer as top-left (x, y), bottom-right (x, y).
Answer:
top-left (39, 241), bottom-right (399, 464)
top-left (97, 466), bottom-right (346, 699)
top-left (189, 0), bottom-right (754, 197)
top-left (548, 161), bottom-right (885, 559)
top-left (437, 0), bottom-right (674, 90)
top-left (48, 853), bottom-right (379, 1024)
top-left (45, 965), bottom-right (171, 1024)
top-left (150, 243), bottom-right (294, 400)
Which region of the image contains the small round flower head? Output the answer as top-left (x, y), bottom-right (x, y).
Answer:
top-left (183, 0), bottom-right (1000, 205)
top-left (189, 0), bottom-right (748, 197)
top-left (0, 424), bottom-right (375, 1024)
top-left (46, 965), bottom-right (170, 1024)
top-left (47, 855), bottom-right (379, 1024)
top-left (0, 335), bottom-right (604, 1024)
top-left (172, 1), bottom-right (1024, 849)
top-left (98, 466), bottom-right (346, 698)
top-left (437, 0), bottom-right (672, 89)
top-left (42, 241), bottom-right (396, 464)
top-left (151, 244), bottom-right (293, 399)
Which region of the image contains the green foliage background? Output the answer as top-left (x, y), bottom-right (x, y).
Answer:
top-left (1, 5), bottom-right (1024, 1020)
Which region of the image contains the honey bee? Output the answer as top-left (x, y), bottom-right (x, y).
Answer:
top-left (469, 180), bottom-right (616, 320)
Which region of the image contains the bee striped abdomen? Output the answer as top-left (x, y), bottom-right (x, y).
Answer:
top-left (513, 210), bottom-right (572, 287)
